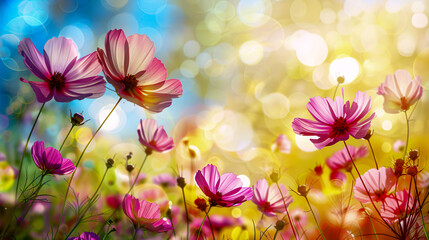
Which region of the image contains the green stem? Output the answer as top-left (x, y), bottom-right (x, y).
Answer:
top-left (403, 111), bottom-right (409, 159)
top-left (207, 212), bottom-right (215, 240)
top-left (65, 167), bottom-right (109, 239)
top-left (273, 229), bottom-right (279, 240)
top-left (17, 173), bottom-right (46, 225)
top-left (413, 176), bottom-right (429, 239)
top-left (54, 97), bottom-right (122, 240)
top-left (132, 226), bottom-right (139, 240)
top-left (196, 205), bottom-right (212, 240)
top-left (59, 125), bottom-right (74, 152)
top-left (333, 82), bottom-right (340, 99)
top-left (304, 196), bottom-right (326, 240)
top-left (367, 139), bottom-right (378, 169)
top-left (275, 182), bottom-right (298, 240)
top-left (97, 153), bottom-right (149, 236)
top-left (181, 186), bottom-right (190, 240)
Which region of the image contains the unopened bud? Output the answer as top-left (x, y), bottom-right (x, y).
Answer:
top-left (337, 76), bottom-right (345, 84)
top-left (145, 147), bottom-right (153, 155)
top-left (106, 158), bottom-right (115, 168)
top-left (409, 150), bottom-right (419, 161)
top-left (126, 152), bottom-right (133, 160)
top-left (126, 164), bottom-right (134, 172)
top-left (177, 176), bottom-right (186, 189)
top-left (71, 112), bottom-right (85, 126)
top-left (297, 185), bottom-right (309, 197)
top-left (363, 130), bottom-right (373, 140)
top-left (407, 165), bottom-right (418, 177)
top-left (194, 198), bottom-right (207, 212)
top-left (314, 164), bottom-right (323, 176)
top-left (270, 171), bottom-right (279, 183)
top-left (275, 220), bottom-right (285, 230)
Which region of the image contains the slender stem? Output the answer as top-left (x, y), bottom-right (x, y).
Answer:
top-left (273, 229), bottom-right (279, 240)
top-left (59, 125), bottom-right (74, 152)
top-left (343, 141), bottom-right (399, 237)
top-left (207, 213), bottom-right (215, 240)
top-left (168, 211), bottom-right (176, 238)
top-left (196, 205), bottom-right (212, 240)
top-left (367, 139), bottom-right (378, 169)
top-left (54, 97), bottom-right (122, 240)
top-left (17, 173), bottom-right (46, 225)
top-left (3, 103), bottom-right (45, 237)
top-left (304, 196), bottom-right (326, 240)
top-left (403, 111), bottom-right (409, 159)
top-left (413, 176), bottom-right (429, 239)
top-left (275, 182), bottom-right (298, 240)
top-left (132, 226), bottom-right (139, 240)
top-left (181, 186), bottom-right (190, 240)
top-left (65, 167), bottom-right (109, 239)
top-left (15, 103), bottom-right (45, 200)
top-left (97, 153), bottom-right (149, 236)
top-left (333, 82), bottom-right (340, 99)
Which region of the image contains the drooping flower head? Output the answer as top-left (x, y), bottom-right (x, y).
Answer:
top-left (31, 141), bottom-right (75, 175)
top-left (381, 190), bottom-right (415, 222)
top-left (137, 119), bottom-right (174, 154)
top-left (271, 134), bottom-right (291, 154)
top-left (97, 29), bottom-right (182, 112)
top-left (195, 164), bottom-right (253, 207)
top-left (353, 167), bottom-right (397, 203)
top-left (18, 37), bottom-right (106, 103)
top-left (292, 91), bottom-right (375, 149)
top-left (69, 232), bottom-right (100, 240)
top-left (326, 145), bottom-right (368, 172)
top-left (377, 69), bottom-right (423, 113)
top-left (251, 179), bottom-right (292, 216)
top-left (122, 194), bottom-right (173, 232)
top-left (153, 173), bottom-right (176, 187)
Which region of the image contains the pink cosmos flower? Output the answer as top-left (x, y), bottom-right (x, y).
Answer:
top-left (122, 194), bottom-right (173, 232)
top-left (292, 91), bottom-right (375, 149)
top-left (326, 145), bottom-right (368, 172)
top-left (153, 173), bottom-right (176, 187)
top-left (251, 179), bottom-right (292, 216)
top-left (353, 167), bottom-right (397, 203)
top-left (97, 29), bottom-right (182, 113)
top-left (381, 190), bottom-right (415, 222)
top-left (271, 134), bottom-right (291, 154)
top-left (137, 119), bottom-right (174, 153)
top-left (195, 164), bottom-right (253, 207)
top-left (69, 232), bottom-right (100, 240)
top-left (377, 69), bottom-right (423, 113)
top-left (418, 171), bottom-right (429, 189)
top-left (18, 37), bottom-right (106, 103)
top-left (31, 141), bottom-right (75, 175)
top-left (330, 171), bottom-right (347, 187)
top-left (393, 140), bottom-right (406, 153)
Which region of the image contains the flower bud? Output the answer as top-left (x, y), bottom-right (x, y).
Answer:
top-left (337, 76), bottom-right (345, 84)
top-left (409, 150), bottom-right (419, 161)
top-left (314, 164), bottom-right (323, 176)
top-left (394, 158), bottom-right (404, 177)
top-left (106, 158), bottom-right (115, 168)
top-left (194, 198), bottom-right (207, 212)
top-left (145, 147), bottom-right (153, 155)
top-left (270, 171), bottom-right (279, 183)
top-left (407, 165), bottom-right (418, 177)
top-left (363, 130), bottom-right (373, 140)
top-left (177, 176), bottom-right (186, 189)
top-left (126, 152), bottom-right (133, 160)
top-left (71, 112), bottom-right (85, 126)
top-left (297, 185), bottom-right (309, 197)
top-left (126, 164), bottom-right (134, 172)
top-left (275, 220), bottom-right (285, 230)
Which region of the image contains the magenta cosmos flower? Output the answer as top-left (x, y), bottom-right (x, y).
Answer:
top-left (137, 119), bottom-right (174, 153)
top-left (353, 167), bottom-right (397, 203)
top-left (69, 232), bottom-right (100, 240)
top-left (292, 91), bottom-right (375, 149)
top-left (377, 69), bottom-right (423, 113)
top-left (18, 37), bottom-right (106, 103)
top-left (97, 29), bottom-right (182, 113)
top-left (251, 179), bottom-right (292, 216)
top-left (31, 141), bottom-right (75, 175)
top-left (326, 145), bottom-right (368, 172)
top-left (122, 194), bottom-right (173, 232)
top-left (381, 190), bottom-right (415, 222)
top-left (195, 164), bottom-right (253, 207)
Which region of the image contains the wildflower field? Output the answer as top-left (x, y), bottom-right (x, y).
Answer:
top-left (1, 0), bottom-right (429, 239)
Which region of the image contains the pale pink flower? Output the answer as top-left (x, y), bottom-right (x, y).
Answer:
top-left (330, 171), bottom-right (347, 187)
top-left (326, 145), bottom-right (368, 172)
top-left (153, 173), bottom-right (176, 187)
top-left (251, 179), bottom-right (292, 216)
top-left (381, 190), bottom-right (415, 222)
top-left (195, 164), bottom-right (253, 207)
top-left (137, 119), bottom-right (174, 153)
top-left (97, 29), bottom-right (182, 113)
top-left (353, 167), bottom-right (397, 203)
top-left (271, 134), bottom-right (291, 154)
top-left (292, 91), bottom-right (375, 149)
top-left (393, 140), bottom-right (406, 153)
top-left (418, 171), bottom-right (429, 189)
top-left (31, 141), bottom-right (75, 175)
top-left (18, 37), bottom-right (106, 103)
top-left (377, 69), bottom-right (423, 113)
top-left (122, 194), bottom-right (173, 232)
